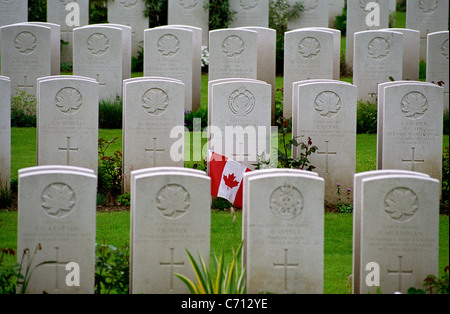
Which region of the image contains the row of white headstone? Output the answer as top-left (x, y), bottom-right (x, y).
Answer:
top-left (1, 21), bottom-right (448, 116)
top-left (0, 75), bottom-right (445, 206)
top-left (16, 165), bottom-right (440, 294)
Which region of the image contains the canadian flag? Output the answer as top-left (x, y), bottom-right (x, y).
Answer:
top-left (208, 151), bottom-right (252, 208)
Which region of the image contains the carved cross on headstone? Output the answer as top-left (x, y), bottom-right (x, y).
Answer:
top-left (232, 141), bottom-right (250, 161)
top-left (402, 147), bottom-right (424, 171)
top-left (317, 140), bottom-right (337, 174)
top-left (273, 248), bottom-right (299, 293)
top-left (388, 255), bottom-right (413, 292)
top-left (159, 248), bottom-right (184, 291)
top-left (95, 74), bottom-right (106, 88)
top-left (17, 76), bottom-right (34, 96)
top-left (43, 246), bottom-right (69, 292)
top-left (145, 137), bottom-right (165, 167)
top-left (58, 136), bottom-right (78, 165)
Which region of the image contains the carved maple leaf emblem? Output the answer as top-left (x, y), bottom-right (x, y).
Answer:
top-left (240, 0), bottom-right (258, 10)
top-left (384, 188), bottom-right (418, 222)
top-left (142, 88), bottom-right (169, 115)
top-left (157, 34), bottom-right (180, 56)
top-left (41, 183), bottom-right (75, 218)
top-left (223, 36), bottom-right (245, 58)
top-left (368, 38), bottom-right (390, 60)
top-left (419, 0), bottom-right (438, 13)
top-left (179, 0), bottom-right (198, 9)
top-left (157, 185), bottom-right (190, 218)
top-left (15, 32), bottom-right (37, 55)
top-left (314, 91), bottom-right (341, 117)
top-left (298, 37), bottom-right (320, 59)
top-left (401, 92), bottom-right (428, 119)
top-left (56, 88), bottom-right (82, 114)
top-left (223, 173), bottom-right (239, 190)
top-left (87, 33), bottom-right (109, 56)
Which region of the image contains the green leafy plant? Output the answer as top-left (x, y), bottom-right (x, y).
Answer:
top-left (131, 45), bottom-right (144, 72)
top-left (275, 116), bottom-right (318, 170)
top-left (336, 183), bottom-right (353, 213)
top-left (117, 192), bottom-right (131, 206)
top-left (175, 241), bottom-right (245, 294)
top-left (16, 243), bottom-right (58, 294)
top-left (89, 0), bottom-right (108, 24)
top-left (99, 97), bottom-right (123, 129)
top-left (206, 0), bottom-right (237, 30)
top-left (95, 241), bottom-right (130, 294)
top-left (357, 101), bottom-right (378, 134)
top-left (334, 5), bottom-right (347, 36)
top-left (98, 137), bottom-right (124, 198)
top-left (11, 89), bottom-right (37, 127)
top-left (0, 180), bottom-right (12, 210)
top-left (269, 0), bottom-right (304, 74)
top-left (442, 147), bottom-right (449, 214)
top-left (144, 0), bottom-right (168, 27)
top-left (407, 266), bottom-right (449, 294)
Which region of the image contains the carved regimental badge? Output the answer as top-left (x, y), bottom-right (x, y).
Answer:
top-left (270, 184), bottom-right (304, 219)
top-left (15, 31), bottom-right (37, 55)
top-left (384, 187), bottom-right (419, 222)
top-left (156, 184), bottom-right (190, 219)
top-left (228, 87), bottom-right (255, 116)
top-left (41, 183), bottom-right (76, 218)
top-left (119, 0), bottom-right (138, 8)
top-left (400, 92), bottom-right (428, 120)
top-left (179, 0), bottom-right (199, 9)
top-left (55, 87), bottom-right (82, 114)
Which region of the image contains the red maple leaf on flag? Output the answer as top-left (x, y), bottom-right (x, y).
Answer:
top-left (223, 173), bottom-right (239, 190)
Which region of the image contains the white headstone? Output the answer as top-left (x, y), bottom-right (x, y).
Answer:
top-left (103, 23), bottom-right (132, 81)
top-left (328, 0), bottom-right (345, 28)
top-left (130, 169), bottom-right (211, 294)
top-left (47, 0), bottom-right (89, 63)
top-left (122, 77), bottom-right (185, 192)
top-left (228, 0), bottom-right (269, 28)
top-left (208, 28), bottom-right (258, 82)
top-left (208, 79), bottom-right (272, 170)
top-left (383, 28), bottom-right (420, 81)
top-left (378, 81), bottom-right (444, 183)
top-left (168, 0), bottom-right (209, 46)
top-left (293, 80), bottom-right (357, 205)
top-left (0, 76), bottom-right (10, 187)
top-left (107, 0), bottom-right (149, 57)
top-left (239, 26), bottom-right (276, 124)
top-left (353, 30), bottom-right (403, 103)
top-left (37, 76), bottom-right (99, 173)
top-left (243, 169), bottom-right (324, 294)
top-left (283, 28), bottom-right (335, 118)
top-left (0, 23), bottom-right (52, 99)
top-left (352, 169), bottom-right (430, 294)
top-left (28, 22), bottom-right (61, 76)
top-left (406, 0), bottom-right (449, 61)
top-left (0, 0), bottom-right (27, 27)
top-left (144, 26), bottom-right (199, 111)
top-left (73, 25), bottom-right (126, 100)
top-left (345, 0), bottom-right (390, 72)
top-left (356, 173), bottom-right (440, 294)
top-left (426, 31), bottom-right (449, 115)
top-left (17, 166), bottom-right (97, 294)
top-left (287, 0), bottom-right (330, 30)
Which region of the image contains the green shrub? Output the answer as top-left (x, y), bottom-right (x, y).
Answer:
top-left (98, 137), bottom-right (123, 198)
top-left (99, 97), bottom-right (122, 129)
top-left (89, 0), bottom-right (108, 24)
top-left (0, 180), bottom-right (12, 210)
top-left (334, 5), bottom-right (347, 36)
top-left (28, 0), bottom-right (46, 22)
top-left (357, 101), bottom-right (378, 134)
top-left (206, 0), bottom-right (237, 30)
top-left (144, 0), bottom-right (168, 27)
top-left (95, 242), bottom-right (130, 294)
top-left (131, 45), bottom-right (144, 72)
top-left (184, 108), bottom-right (208, 131)
top-left (11, 90), bottom-right (36, 127)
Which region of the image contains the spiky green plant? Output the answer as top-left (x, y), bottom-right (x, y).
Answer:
top-left (175, 241), bottom-right (246, 294)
